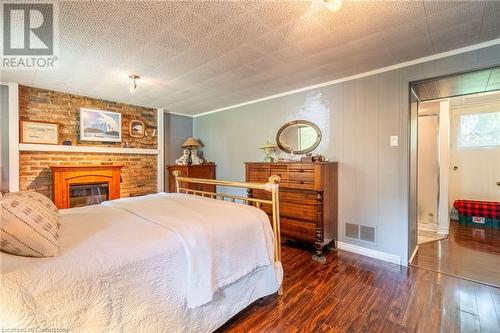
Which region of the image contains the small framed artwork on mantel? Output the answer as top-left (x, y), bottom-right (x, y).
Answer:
top-left (20, 120), bottom-right (59, 144)
top-left (129, 119), bottom-right (145, 138)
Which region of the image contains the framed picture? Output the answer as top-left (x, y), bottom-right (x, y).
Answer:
top-left (129, 120), bottom-right (145, 138)
top-left (20, 121), bottom-right (58, 144)
top-left (79, 108), bottom-right (122, 142)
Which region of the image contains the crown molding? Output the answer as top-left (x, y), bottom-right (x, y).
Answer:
top-left (164, 111), bottom-right (194, 117)
top-left (193, 38), bottom-right (500, 118)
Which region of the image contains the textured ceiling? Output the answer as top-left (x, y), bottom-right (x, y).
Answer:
top-left (2, 0), bottom-right (500, 115)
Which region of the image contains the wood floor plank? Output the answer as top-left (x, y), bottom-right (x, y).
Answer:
top-left (401, 269), bottom-right (435, 332)
top-left (460, 279), bottom-right (479, 315)
top-left (460, 310), bottom-right (481, 333)
top-left (387, 281), bottom-right (413, 325)
top-left (439, 275), bottom-right (461, 333)
top-left (295, 296), bottom-right (341, 332)
top-left (474, 284), bottom-right (500, 333)
top-left (490, 288), bottom-right (500, 325)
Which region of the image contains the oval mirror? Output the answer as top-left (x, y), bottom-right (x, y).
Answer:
top-left (276, 120), bottom-right (322, 155)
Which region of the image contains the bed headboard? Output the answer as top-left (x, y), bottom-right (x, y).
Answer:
top-left (172, 170), bottom-right (283, 295)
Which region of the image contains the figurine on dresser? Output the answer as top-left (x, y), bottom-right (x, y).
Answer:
top-left (175, 137), bottom-right (204, 166)
top-left (175, 149), bottom-right (191, 165)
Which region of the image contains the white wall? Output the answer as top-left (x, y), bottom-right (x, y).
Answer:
top-left (449, 93), bottom-right (500, 205)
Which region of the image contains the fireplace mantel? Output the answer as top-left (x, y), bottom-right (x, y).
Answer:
top-left (51, 165), bottom-right (123, 209)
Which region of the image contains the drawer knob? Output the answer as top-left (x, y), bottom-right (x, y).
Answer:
top-left (299, 180), bottom-right (304, 184)
top-left (299, 169), bottom-right (304, 172)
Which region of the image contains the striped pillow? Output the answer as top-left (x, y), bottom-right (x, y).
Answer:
top-left (1, 192), bottom-right (60, 257)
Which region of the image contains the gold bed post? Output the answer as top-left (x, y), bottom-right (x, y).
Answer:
top-left (268, 175), bottom-right (283, 295)
top-left (172, 170), bottom-right (181, 193)
top-left (172, 171), bottom-right (284, 296)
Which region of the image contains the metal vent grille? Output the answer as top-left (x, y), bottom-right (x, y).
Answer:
top-left (360, 225), bottom-right (376, 243)
top-left (345, 223), bottom-right (376, 243)
top-left (345, 223), bottom-right (359, 239)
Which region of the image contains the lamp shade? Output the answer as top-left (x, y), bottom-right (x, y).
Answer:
top-left (259, 141), bottom-right (277, 150)
top-left (182, 137), bottom-right (202, 148)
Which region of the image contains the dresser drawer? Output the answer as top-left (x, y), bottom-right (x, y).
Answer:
top-left (280, 217), bottom-right (316, 242)
top-left (270, 165), bottom-right (288, 181)
top-left (288, 164), bottom-right (315, 173)
top-left (252, 189), bottom-right (318, 205)
top-left (280, 202), bottom-right (317, 222)
top-left (280, 190), bottom-right (317, 205)
top-left (289, 171), bottom-right (315, 182)
top-left (247, 166), bottom-right (270, 182)
top-left (286, 179), bottom-right (315, 190)
top-left (251, 200), bottom-right (316, 223)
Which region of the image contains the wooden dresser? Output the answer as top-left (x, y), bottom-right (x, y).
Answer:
top-left (166, 164), bottom-right (216, 193)
top-left (245, 161), bottom-right (338, 262)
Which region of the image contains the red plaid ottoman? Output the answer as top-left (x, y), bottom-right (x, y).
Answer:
top-left (453, 200), bottom-right (500, 228)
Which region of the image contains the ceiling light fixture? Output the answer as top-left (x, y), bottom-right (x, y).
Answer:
top-left (128, 74), bottom-right (140, 95)
top-left (324, 0), bottom-right (343, 12)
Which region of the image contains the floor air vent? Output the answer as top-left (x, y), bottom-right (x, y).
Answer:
top-left (345, 223), bottom-right (359, 239)
top-left (345, 223), bottom-right (376, 243)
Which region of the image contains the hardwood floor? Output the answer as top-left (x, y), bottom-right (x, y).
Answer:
top-left (412, 221), bottom-right (500, 287)
top-left (216, 244), bottom-right (500, 333)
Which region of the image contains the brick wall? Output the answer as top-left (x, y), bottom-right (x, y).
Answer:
top-left (19, 86), bottom-right (158, 199)
top-left (19, 85), bottom-right (157, 148)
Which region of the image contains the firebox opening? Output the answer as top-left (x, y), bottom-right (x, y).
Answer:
top-left (69, 183), bottom-right (109, 208)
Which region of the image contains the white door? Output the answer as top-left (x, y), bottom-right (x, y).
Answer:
top-left (449, 101), bottom-right (500, 205)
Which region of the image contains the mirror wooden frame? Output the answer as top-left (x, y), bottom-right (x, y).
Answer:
top-left (276, 120), bottom-right (322, 155)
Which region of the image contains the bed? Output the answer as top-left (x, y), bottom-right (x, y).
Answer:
top-left (0, 175), bottom-right (282, 332)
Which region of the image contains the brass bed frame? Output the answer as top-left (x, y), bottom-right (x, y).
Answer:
top-left (172, 171), bottom-right (283, 295)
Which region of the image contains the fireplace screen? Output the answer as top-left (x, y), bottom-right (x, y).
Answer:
top-left (69, 183), bottom-right (109, 208)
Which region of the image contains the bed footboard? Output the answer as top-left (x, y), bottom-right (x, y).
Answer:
top-left (172, 171), bottom-right (283, 295)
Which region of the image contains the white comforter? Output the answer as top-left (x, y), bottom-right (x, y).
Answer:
top-left (0, 193), bottom-right (281, 332)
top-left (102, 193), bottom-right (275, 308)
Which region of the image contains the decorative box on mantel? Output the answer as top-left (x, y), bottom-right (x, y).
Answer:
top-left (50, 165), bottom-right (123, 209)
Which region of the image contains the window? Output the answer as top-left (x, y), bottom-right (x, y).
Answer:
top-left (457, 111), bottom-right (500, 148)
top-left (298, 126), bottom-right (317, 151)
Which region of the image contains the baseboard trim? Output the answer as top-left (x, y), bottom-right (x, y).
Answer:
top-left (418, 222), bottom-right (438, 232)
top-left (337, 241), bottom-right (401, 265)
top-left (438, 226), bottom-right (449, 235)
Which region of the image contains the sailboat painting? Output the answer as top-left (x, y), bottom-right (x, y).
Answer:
top-left (80, 108), bottom-right (122, 142)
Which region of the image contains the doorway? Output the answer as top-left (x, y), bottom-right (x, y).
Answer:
top-left (409, 66), bottom-right (500, 287)
top-left (417, 101), bottom-right (447, 244)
